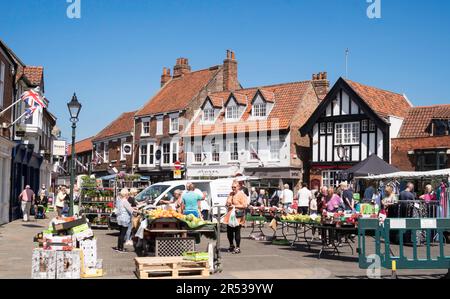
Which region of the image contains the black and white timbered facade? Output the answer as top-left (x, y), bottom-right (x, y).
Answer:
top-left (300, 77), bottom-right (411, 187)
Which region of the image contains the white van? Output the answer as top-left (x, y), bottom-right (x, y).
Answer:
top-left (136, 178), bottom-right (240, 218)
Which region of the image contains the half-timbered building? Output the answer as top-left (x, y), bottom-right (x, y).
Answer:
top-left (300, 77), bottom-right (412, 188)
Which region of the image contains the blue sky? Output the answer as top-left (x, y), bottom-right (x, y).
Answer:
top-left (1, 0), bottom-right (449, 140)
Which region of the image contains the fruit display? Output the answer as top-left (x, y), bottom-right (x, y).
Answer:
top-left (144, 209), bottom-right (212, 229)
top-left (145, 209), bottom-right (186, 220)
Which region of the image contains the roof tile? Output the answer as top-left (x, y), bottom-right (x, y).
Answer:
top-left (93, 111), bottom-right (136, 141)
top-left (398, 105), bottom-right (450, 138)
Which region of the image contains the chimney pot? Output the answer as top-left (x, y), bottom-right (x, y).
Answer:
top-left (227, 50), bottom-right (231, 60)
top-left (231, 51), bottom-right (235, 60)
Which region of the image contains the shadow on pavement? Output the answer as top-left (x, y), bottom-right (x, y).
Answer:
top-left (22, 224), bottom-right (44, 228)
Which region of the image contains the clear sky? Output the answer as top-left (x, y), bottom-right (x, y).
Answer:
top-left (1, 0), bottom-right (449, 141)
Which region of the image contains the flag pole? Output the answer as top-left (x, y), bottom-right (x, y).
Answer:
top-left (8, 111), bottom-right (28, 128)
top-left (0, 98), bottom-right (22, 117)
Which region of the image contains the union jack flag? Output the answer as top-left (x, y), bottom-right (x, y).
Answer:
top-left (21, 88), bottom-right (48, 109)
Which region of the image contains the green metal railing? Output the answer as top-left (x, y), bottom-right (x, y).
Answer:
top-left (358, 218), bottom-right (450, 272)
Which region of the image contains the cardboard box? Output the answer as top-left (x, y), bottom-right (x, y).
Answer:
top-left (56, 250), bottom-right (81, 279)
top-left (43, 235), bottom-right (75, 251)
top-left (53, 216), bottom-right (87, 232)
top-left (81, 268), bottom-right (103, 278)
top-left (70, 223), bottom-right (90, 234)
top-left (80, 238), bottom-right (97, 268)
top-left (31, 249), bottom-right (57, 279)
top-left (73, 229), bottom-right (94, 242)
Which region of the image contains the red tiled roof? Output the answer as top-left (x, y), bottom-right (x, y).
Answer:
top-left (207, 95), bottom-right (225, 108)
top-left (136, 67), bottom-right (221, 117)
top-left (23, 66), bottom-right (43, 86)
top-left (93, 111), bottom-right (136, 142)
top-left (398, 104), bottom-right (450, 138)
top-left (185, 81), bottom-right (313, 136)
top-left (345, 79), bottom-right (412, 119)
top-left (68, 137), bottom-right (93, 154)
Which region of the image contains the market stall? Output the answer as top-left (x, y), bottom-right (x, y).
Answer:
top-left (133, 208), bottom-right (222, 277)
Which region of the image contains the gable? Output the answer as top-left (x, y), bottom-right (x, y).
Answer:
top-left (301, 78), bottom-right (390, 135)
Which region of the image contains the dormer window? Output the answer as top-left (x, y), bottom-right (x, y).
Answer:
top-left (431, 119), bottom-right (450, 136)
top-left (226, 106), bottom-right (239, 120)
top-left (252, 103), bottom-right (267, 117)
top-left (203, 108), bottom-right (215, 122)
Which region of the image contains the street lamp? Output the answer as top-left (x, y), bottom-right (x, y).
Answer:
top-left (67, 93), bottom-right (82, 216)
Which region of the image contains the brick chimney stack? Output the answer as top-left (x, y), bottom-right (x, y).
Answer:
top-left (312, 72), bottom-right (330, 99)
top-left (223, 50), bottom-right (239, 91)
top-left (173, 58), bottom-right (191, 78)
top-left (161, 67), bottom-right (172, 87)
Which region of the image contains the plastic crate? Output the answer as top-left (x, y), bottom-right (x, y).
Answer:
top-left (155, 237), bottom-right (195, 257)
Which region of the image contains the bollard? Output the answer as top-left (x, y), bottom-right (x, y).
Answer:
top-left (391, 260), bottom-right (398, 279)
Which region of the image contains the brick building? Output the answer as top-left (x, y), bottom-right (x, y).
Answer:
top-left (134, 50), bottom-right (242, 182)
top-left (92, 111), bottom-right (135, 176)
top-left (392, 105), bottom-right (450, 171)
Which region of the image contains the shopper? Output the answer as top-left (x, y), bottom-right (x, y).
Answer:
top-left (34, 190), bottom-right (48, 219)
top-left (382, 185), bottom-right (397, 209)
top-left (341, 182), bottom-right (355, 211)
top-left (200, 191), bottom-right (211, 220)
top-left (420, 185), bottom-right (436, 203)
top-left (250, 187), bottom-right (259, 206)
top-left (399, 182), bottom-right (416, 201)
top-left (257, 189), bottom-right (268, 206)
top-left (363, 184), bottom-right (375, 203)
top-left (326, 187), bottom-right (343, 213)
top-left (270, 186), bottom-right (282, 207)
top-left (19, 185), bottom-right (35, 222)
top-left (309, 190), bottom-right (318, 215)
top-left (317, 186), bottom-right (328, 215)
top-left (280, 184), bottom-right (294, 210)
top-left (39, 184), bottom-right (49, 197)
top-left (124, 188), bottom-right (139, 246)
top-left (114, 188), bottom-right (135, 252)
top-left (73, 186), bottom-right (81, 216)
top-left (297, 183), bottom-right (311, 215)
top-left (55, 186), bottom-right (69, 217)
top-left (181, 183), bottom-right (203, 217)
top-left (224, 181), bottom-right (248, 254)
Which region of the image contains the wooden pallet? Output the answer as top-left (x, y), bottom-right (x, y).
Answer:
top-left (135, 256), bottom-right (209, 279)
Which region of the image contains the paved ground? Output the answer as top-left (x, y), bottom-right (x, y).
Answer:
top-left (0, 215), bottom-right (448, 279)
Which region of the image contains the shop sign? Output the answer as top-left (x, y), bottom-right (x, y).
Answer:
top-left (53, 140), bottom-right (66, 156)
top-left (187, 167), bottom-right (236, 178)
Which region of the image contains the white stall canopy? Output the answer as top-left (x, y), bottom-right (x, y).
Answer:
top-left (357, 168), bottom-right (450, 180)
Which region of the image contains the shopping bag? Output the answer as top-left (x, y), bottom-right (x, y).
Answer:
top-left (269, 218), bottom-right (277, 230)
top-left (228, 207), bottom-right (239, 228)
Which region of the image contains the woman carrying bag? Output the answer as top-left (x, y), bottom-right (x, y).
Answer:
top-left (224, 181), bottom-right (248, 254)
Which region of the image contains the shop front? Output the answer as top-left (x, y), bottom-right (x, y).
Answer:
top-left (244, 167), bottom-right (303, 192)
top-left (10, 144), bottom-right (43, 221)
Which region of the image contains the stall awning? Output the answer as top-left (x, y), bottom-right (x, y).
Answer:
top-left (342, 154), bottom-right (399, 177)
top-left (357, 168), bottom-right (450, 180)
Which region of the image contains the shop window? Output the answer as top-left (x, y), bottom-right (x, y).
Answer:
top-left (416, 150), bottom-right (447, 171)
top-left (322, 170), bottom-right (338, 188)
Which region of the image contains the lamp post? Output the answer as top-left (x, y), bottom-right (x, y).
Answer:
top-left (67, 93), bottom-right (82, 216)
